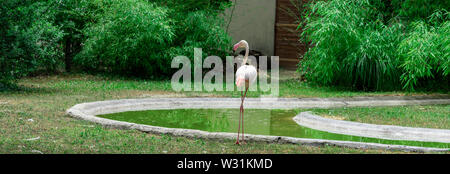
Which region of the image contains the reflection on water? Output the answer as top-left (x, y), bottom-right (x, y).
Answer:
top-left (98, 109), bottom-right (450, 148)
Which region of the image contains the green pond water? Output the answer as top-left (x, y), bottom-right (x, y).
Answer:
top-left (98, 109), bottom-right (450, 149)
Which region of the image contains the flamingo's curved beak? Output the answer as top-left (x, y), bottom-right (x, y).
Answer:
top-left (233, 43), bottom-right (240, 51)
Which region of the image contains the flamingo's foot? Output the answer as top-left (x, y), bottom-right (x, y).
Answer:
top-left (241, 140), bottom-right (247, 145)
top-left (235, 141), bottom-right (240, 145)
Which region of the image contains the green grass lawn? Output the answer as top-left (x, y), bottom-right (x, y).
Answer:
top-left (0, 74), bottom-right (448, 154)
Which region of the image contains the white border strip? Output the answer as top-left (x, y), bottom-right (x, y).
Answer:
top-left (294, 112), bottom-right (450, 143)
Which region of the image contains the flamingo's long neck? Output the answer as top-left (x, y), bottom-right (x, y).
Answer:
top-left (242, 43), bottom-right (249, 65)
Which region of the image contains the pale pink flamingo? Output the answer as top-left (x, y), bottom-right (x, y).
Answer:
top-left (233, 40), bottom-right (257, 145)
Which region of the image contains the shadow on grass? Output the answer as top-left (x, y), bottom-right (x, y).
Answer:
top-left (0, 82), bottom-right (60, 95)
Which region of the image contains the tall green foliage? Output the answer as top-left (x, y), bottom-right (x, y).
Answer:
top-left (299, 0), bottom-right (449, 91)
top-left (75, 0), bottom-right (232, 78)
top-left (300, 0), bottom-right (404, 90)
top-left (392, 0), bottom-right (450, 21)
top-left (159, 0), bottom-right (232, 65)
top-left (53, 0), bottom-right (103, 72)
top-left (75, 0), bottom-right (175, 78)
top-left (398, 11), bottom-right (450, 90)
top-left (0, 0), bottom-right (231, 87)
top-left (0, 0), bottom-right (63, 88)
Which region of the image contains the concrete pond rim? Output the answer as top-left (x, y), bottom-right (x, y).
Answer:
top-left (66, 96), bottom-right (450, 152)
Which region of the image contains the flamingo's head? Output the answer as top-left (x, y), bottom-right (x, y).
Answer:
top-left (233, 40), bottom-right (248, 51)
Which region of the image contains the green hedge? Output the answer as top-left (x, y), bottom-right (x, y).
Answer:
top-left (74, 0), bottom-right (175, 78)
top-left (0, 0), bottom-right (232, 88)
top-left (75, 0), bottom-right (231, 79)
top-left (0, 0), bottom-right (63, 88)
top-left (299, 0), bottom-right (449, 91)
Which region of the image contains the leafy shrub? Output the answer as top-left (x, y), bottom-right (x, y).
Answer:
top-left (299, 0), bottom-right (449, 91)
top-left (300, 0), bottom-right (404, 90)
top-left (391, 0), bottom-right (450, 21)
top-left (161, 5), bottom-right (232, 64)
top-left (53, 0), bottom-right (104, 72)
top-left (75, 0), bottom-right (175, 78)
top-left (0, 0), bottom-right (63, 88)
top-left (163, 0), bottom-right (232, 77)
top-left (398, 11), bottom-right (450, 90)
top-left (75, 0), bottom-right (231, 79)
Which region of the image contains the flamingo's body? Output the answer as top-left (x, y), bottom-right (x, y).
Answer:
top-left (235, 65), bottom-right (257, 88)
top-left (233, 40), bottom-right (257, 145)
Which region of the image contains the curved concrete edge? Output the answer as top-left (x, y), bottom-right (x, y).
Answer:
top-left (293, 112), bottom-right (450, 143)
top-left (65, 97), bottom-right (450, 152)
top-left (67, 97), bottom-right (450, 116)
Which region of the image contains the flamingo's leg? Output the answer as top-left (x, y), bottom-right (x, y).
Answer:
top-left (236, 90), bottom-right (243, 145)
top-left (241, 87), bottom-right (248, 144)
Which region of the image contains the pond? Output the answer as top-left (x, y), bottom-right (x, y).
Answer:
top-left (98, 109), bottom-right (450, 148)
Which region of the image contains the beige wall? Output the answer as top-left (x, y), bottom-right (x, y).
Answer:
top-left (224, 0), bottom-right (276, 56)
